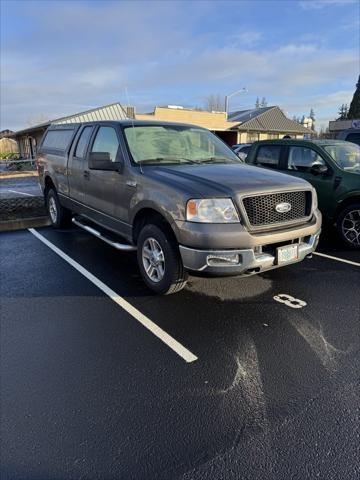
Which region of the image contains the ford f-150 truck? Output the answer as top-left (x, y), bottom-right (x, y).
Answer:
top-left (36, 120), bottom-right (322, 294)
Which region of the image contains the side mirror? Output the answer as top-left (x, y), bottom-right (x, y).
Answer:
top-left (310, 163), bottom-right (328, 176)
top-left (88, 152), bottom-right (122, 172)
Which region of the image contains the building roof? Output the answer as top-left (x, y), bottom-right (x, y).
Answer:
top-left (228, 106), bottom-right (274, 123)
top-left (0, 129), bottom-right (15, 138)
top-left (53, 102), bottom-right (128, 124)
top-left (11, 102), bottom-right (129, 137)
top-left (229, 106), bottom-right (312, 134)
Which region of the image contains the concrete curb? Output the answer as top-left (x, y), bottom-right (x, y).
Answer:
top-left (0, 172), bottom-right (38, 179)
top-left (0, 216), bottom-right (51, 232)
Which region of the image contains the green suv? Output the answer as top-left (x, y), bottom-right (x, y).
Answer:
top-left (246, 139), bottom-right (360, 248)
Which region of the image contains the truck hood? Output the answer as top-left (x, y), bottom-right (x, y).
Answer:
top-left (146, 163), bottom-right (311, 198)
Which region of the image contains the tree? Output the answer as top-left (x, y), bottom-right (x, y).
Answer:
top-left (309, 108), bottom-right (315, 130)
top-left (318, 126), bottom-right (331, 139)
top-left (348, 75), bottom-right (360, 119)
top-left (204, 93), bottom-right (225, 112)
top-left (255, 97), bottom-right (260, 108)
top-left (338, 104), bottom-right (349, 120)
top-left (25, 114), bottom-right (50, 127)
top-left (260, 97), bottom-right (267, 107)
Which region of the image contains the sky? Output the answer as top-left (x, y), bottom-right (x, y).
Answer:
top-left (1, 0), bottom-right (359, 131)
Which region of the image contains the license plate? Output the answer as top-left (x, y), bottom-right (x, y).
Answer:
top-left (277, 244), bottom-right (299, 265)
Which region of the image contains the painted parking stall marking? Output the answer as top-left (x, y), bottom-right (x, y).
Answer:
top-left (274, 294), bottom-right (307, 309)
top-left (6, 189), bottom-right (35, 197)
top-left (28, 228), bottom-right (198, 364)
top-left (314, 251), bottom-right (360, 267)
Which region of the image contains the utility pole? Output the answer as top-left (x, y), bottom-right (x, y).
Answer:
top-left (225, 88), bottom-right (247, 116)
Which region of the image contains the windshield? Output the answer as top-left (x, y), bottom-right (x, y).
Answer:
top-left (124, 125), bottom-right (240, 165)
top-left (324, 143), bottom-right (360, 172)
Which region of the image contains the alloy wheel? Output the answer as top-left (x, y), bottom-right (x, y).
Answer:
top-left (48, 196), bottom-right (58, 224)
top-left (342, 209), bottom-right (360, 246)
top-left (142, 237), bottom-right (165, 283)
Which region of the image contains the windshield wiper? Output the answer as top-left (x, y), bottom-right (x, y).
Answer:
top-left (195, 156), bottom-right (236, 164)
top-left (137, 157), bottom-right (198, 165)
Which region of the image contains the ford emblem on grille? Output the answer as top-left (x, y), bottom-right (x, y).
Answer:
top-left (275, 202), bottom-right (292, 213)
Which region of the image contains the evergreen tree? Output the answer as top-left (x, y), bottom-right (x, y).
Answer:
top-left (260, 97), bottom-right (267, 107)
top-left (338, 104), bottom-right (349, 120)
top-left (348, 75), bottom-right (360, 119)
top-left (255, 97), bottom-right (260, 108)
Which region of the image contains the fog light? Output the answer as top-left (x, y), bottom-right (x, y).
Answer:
top-left (206, 253), bottom-right (240, 266)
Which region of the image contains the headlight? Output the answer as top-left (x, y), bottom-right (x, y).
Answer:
top-left (186, 198), bottom-right (240, 223)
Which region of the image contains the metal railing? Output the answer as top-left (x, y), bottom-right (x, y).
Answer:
top-left (0, 158), bottom-right (36, 172)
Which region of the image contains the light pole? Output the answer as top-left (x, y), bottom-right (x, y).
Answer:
top-left (225, 87), bottom-right (247, 116)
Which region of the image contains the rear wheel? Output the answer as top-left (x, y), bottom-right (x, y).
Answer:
top-left (46, 189), bottom-right (71, 228)
top-left (336, 203), bottom-right (360, 248)
top-left (137, 223), bottom-right (188, 294)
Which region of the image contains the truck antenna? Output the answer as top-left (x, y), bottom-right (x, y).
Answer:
top-left (124, 86), bottom-right (143, 174)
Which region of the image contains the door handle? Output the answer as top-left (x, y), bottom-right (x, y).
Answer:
top-left (83, 170), bottom-right (90, 179)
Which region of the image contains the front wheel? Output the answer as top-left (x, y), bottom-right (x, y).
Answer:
top-left (137, 223), bottom-right (188, 294)
top-left (336, 203), bottom-right (360, 248)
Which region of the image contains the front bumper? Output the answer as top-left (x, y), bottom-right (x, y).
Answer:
top-left (179, 230), bottom-right (321, 276)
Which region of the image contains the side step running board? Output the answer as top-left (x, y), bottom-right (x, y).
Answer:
top-left (72, 217), bottom-right (137, 251)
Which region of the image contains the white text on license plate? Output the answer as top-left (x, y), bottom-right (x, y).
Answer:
top-left (277, 244), bottom-right (299, 264)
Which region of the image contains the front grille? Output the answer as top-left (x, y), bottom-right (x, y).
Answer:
top-left (242, 191), bottom-right (311, 229)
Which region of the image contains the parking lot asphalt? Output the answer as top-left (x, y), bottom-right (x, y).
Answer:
top-left (0, 176), bottom-right (41, 199)
top-left (1, 225), bottom-right (359, 480)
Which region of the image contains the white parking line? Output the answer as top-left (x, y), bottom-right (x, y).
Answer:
top-left (314, 251), bottom-right (360, 267)
top-left (7, 189), bottom-right (34, 197)
top-left (28, 228), bottom-right (198, 364)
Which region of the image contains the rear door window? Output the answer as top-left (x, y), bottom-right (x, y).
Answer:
top-left (91, 126), bottom-right (119, 162)
top-left (42, 129), bottom-right (74, 151)
top-left (75, 126), bottom-right (93, 158)
top-left (254, 145), bottom-right (281, 168)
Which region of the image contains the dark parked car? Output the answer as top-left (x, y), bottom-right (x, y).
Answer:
top-left (337, 128), bottom-right (360, 147)
top-left (36, 121), bottom-right (321, 293)
top-left (246, 139), bottom-right (360, 247)
top-left (231, 143), bottom-right (252, 161)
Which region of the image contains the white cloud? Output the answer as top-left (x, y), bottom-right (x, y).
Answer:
top-left (227, 31), bottom-right (263, 48)
top-left (298, 0), bottom-right (357, 10)
top-left (0, 1), bottom-right (358, 130)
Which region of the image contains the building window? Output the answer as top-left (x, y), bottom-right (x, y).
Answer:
top-left (247, 132), bottom-right (259, 143)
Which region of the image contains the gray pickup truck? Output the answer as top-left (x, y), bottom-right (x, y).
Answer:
top-left (37, 120), bottom-right (321, 294)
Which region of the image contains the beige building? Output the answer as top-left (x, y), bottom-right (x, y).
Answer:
top-left (137, 105), bottom-right (312, 145)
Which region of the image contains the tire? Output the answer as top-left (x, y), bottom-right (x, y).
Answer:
top-left (137, 223), bottom-right (188, 295)
top-left (46, 188), bottom-right (71, 228)
top-left (336, 203), bottom-right (360, 248)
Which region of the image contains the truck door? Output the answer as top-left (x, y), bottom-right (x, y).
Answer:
top-left (68, 125), bottom-right (94, 204)
top-left (284, 145), bottom-right (336, 217)
top-left (84, 125), bottom-right (123, 219)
